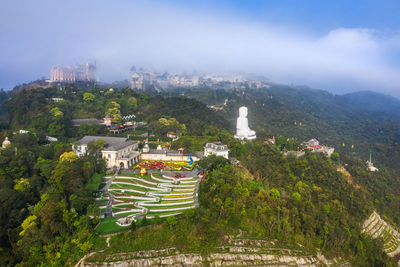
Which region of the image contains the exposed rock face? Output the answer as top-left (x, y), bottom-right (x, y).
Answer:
top-left (362, 211), bottom-right (400, 257)
top-left (207, 253), bottom-right (319, 266)
top-left (80, 236), bottom-right (351, 266)
top-left (84, 252), bottom-right (202, 267)
top-left (84, 252), bottom-right (320, 266)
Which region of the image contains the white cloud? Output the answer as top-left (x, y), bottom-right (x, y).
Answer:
top-left (1, 0), bottom-right (400, 97)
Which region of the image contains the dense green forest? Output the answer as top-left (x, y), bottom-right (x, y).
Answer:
top-left (341, 90), bottom-right (400, 119)
top-left (5, 86), bottom-right (227, 140)
top-left (166, 86), bottom-right (400, 174)
top-left (0, 132), bottom-right (106, 265)
top-left (0, 85), bottom-right (399, 265)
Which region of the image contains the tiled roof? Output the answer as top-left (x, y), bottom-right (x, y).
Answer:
top-left (75, 136), bottom-right (137, 151)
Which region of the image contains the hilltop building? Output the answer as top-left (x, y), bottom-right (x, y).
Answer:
top-left (50, 62), bottom-right (96, 82)
top-left (166, 132), bottom-right (178, 139)
top-left (73, 136), bottom-right (139, 169)
top-left (72, 135), bottom-right (201, 169)
top-left (366, 151), bottom-right (379, 172)
top-left (302, 139), bottom-right (335, 157)
top-left (129, 67), bottom-right (156, 90)
top-left (204, 142), bottom-right (229, 159)
top-left (129, 66), bottom-right (270, 91)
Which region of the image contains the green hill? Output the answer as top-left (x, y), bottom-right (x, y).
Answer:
top-left (1, 85), bottom-right (400, 266)
top-left (167, 86), bottom-right (400, 174)
top-left (341, 90), bottom-right (400, 119)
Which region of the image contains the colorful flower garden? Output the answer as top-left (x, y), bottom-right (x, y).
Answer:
top-left (132, 160), bottom-right (195, 171)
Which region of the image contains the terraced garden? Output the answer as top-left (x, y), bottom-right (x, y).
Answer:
top-left (95, 173), bottom-right (199, 234)
top-left (362, 211), bottom-right (400, 257)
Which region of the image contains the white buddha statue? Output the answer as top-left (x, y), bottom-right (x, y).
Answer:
top-left (2, 137), bottom-right (11, 149)
top-left (234, 106), bottom-right (256, 140)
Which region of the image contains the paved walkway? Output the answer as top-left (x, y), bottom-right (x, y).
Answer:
top-left (193, 174), bottom-right (202, 208)
top-left (104, 167), bottom-right (120, 217)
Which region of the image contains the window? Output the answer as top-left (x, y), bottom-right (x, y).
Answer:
top-left (108, 154), bottom-right (111, 158)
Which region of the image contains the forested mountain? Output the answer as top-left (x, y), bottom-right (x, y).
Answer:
top-left (341, 90), bottom-right (400, 119)
top-left (166, 86), bottom-right (400, 174)
top-left (0, 89), bottom-right (12, 129)
top-left (5, 86), bottom-right (228, 140)
top-left (1, 85), bottom-right (399, 265)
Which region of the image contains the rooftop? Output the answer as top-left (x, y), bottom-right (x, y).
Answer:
top-left (75, 136), bottom-right (137, 151)
top-left (205, 142), bottom-right (228, 150)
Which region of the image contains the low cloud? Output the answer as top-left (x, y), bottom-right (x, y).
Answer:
top-left (0, 0), bottom-right (400, 97)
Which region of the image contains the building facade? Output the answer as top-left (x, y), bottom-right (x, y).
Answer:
top-left (50, 62), bottom-right (96, 82)
top-left (204, 142), bottom-right (229, 159)
top-left (73, 136), bottom-right (139, 169)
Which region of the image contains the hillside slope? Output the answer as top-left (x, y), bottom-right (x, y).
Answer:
top-left (170, 86), bottom-right (400, 173)
top-left (341, 90), bottom-right (400, 119)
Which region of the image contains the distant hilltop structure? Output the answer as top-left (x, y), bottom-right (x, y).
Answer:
top-left (366, 151), bottom-right (379, 172)
top-left (301, 138), bottom-right (335, 157)
top-left (49, 62), bottom-right (96, 83)
top-left (128, 65), bottom-right (270, 91)
top-left (129, 66), bottom-right (199, 90)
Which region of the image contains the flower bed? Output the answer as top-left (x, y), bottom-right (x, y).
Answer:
top-left (132, 160), bottom-right (195, 171)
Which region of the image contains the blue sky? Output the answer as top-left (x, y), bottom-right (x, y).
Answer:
top-left (1, 0), bottom-right (400, 97)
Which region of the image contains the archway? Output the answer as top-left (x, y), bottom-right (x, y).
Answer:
top-left (120, 162), bottom-right (125, 169)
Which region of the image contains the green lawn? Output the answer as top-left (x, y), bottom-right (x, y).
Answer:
top-left (161, 199), bottom-right (194, 204)
top-left (96, 217), bottom-right (126, 235)
top-left (96, 200), bottom-right (109, 206)
top-left (145, 203), bottom-right (195, 210)
top-left (109, 183), bottom-right (152, 192)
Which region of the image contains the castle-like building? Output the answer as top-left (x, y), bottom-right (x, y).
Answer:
top-left (50, 62), bottom-right (96, 82)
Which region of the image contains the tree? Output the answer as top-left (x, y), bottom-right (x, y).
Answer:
top-left (107, 101), bottom-right (123, 125)
top-left (291, 192), bottom-right (301, 202)
top-left (14, 178), bottom-right (31, 192)
top-left (155, 117), bottom-right (186, 136)
top-left (59, 152), bottom-right (78, 163)
top-left (127, 97), bottom-right (138, 111)
top-left (270, 188), bottom-right (281, 201)
top-left (83, 92), bottom-right (95, 103)
top-left (50, 107), bottom-right (63, 118)
top-left (197, 154), bottom-right (230, 171)
top-left (87, 139), bottom-right (106, 156)
top-left (19, 215), bottom-right (37, 236)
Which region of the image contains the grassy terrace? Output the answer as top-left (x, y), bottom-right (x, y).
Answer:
top-left (161, 199), bottom-right (194, 204)
top-left (114, 178), bottom-right (157, 187)
top-left (95, 172), bottom-right (198, 235)
top-left (109, 183), bottom-right (152, 191)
